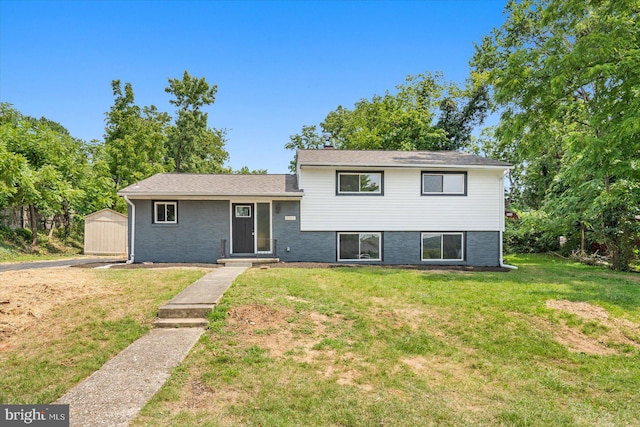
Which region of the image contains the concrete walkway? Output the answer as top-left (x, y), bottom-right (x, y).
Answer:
top-left (155, 266), bottom-right (247, 327)
top-left (168, 266), bottom-right (247, 305)
top-left (55, 266), bottom-right (247, 427)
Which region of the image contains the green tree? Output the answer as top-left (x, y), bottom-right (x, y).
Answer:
top-left (232, 166), bottom-right (268, 175)
top-left (0, 104), bottom-right (88, 244)
top-left (104, 80), bottom-right (170, 193)
top-left (473, 0), bottom-right (640, 270)
top-left (284, 125), bottom-right (325, 172)
top-left (285, 72), bottom-right (489, 171)
top-left (468, 127), bottom-right (522, 208)
top-left (76, 141), bottom-right (119, 215)
top-left (0, 104), bottom-right (29, 209)
top-left (165, 71), bottom-right (229, 173)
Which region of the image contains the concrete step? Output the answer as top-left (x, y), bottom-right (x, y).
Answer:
top-left (154, 318), bottom-right (209, 328)
top-left (224, 261), bottom-right (253, 267)
top-left (217, 258), bottom-right (279, 267)
top-left (158, 304), bottom-right (213, 319)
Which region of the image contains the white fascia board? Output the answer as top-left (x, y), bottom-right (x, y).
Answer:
top-left (117, 193), bottom-right (303, 200)
top-left (299, 163), bottom-right (513, 171)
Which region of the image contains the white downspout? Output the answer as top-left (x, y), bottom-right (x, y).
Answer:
top-left (500, 230), bottom-right (517, 270)
top-left (499, 171), bottom-right (517, 270)
top-left (124, 195), bottom-right (135, 264)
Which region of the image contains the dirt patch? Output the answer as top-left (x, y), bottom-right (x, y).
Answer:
top-left (181, 380), bottom-right (246, 411)
top-left (0, 268), bottom-right (113, 348)
top-left (171, 303), bottom-right (359, 416)
top-left (400, 355), bottom-right (473, 382)
top-left (544, 300), bottom-right (640, 355)
top-left (73, 261), bottom-right (219, 269)
top-left (546, 300), bottom-right (609, 322)
top-left (264, 262), bottom-right (510, 272)
top-left (224, 304), bottom-right (375, 392)
top-left (79, 261), bottom-right (508, 272)
top-left (224, 304), bottom-right (347, 360)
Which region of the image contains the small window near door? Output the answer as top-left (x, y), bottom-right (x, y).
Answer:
top-left (153, 201), bottom-right (177, 224)
top-left (235, 205), bottom-right (251, 217)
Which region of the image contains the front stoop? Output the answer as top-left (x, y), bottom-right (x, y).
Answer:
top-left (217, 257), bottom-right (279, 267)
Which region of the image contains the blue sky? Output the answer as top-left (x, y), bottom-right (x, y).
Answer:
top-left (0, 0), bottom-right (506, 173)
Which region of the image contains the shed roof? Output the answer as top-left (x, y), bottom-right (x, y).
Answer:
top-left (84, 208), bottom-right (127, 219)
top-left (117, 173), bottom-right (302, 198)
top-left (297, 149), bottom-right (511, 169)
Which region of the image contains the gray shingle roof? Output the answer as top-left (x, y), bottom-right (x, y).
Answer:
top-left (297, 149), bottom-right (511, 168)
top-left (118, 173), bottom-right (302, 197)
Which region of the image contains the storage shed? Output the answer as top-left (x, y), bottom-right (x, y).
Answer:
top-left (83, 208), bottom-right (128, 255)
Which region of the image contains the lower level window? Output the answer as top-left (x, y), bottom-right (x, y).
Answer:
top-left (338, 232), bottom-right (381, 261)
top-left (422, 232), bottom-right (463, 261)
top-left (154, 201), bottom-right (177, 224)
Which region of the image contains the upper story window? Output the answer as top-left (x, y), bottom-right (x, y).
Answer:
top-left (337, 172), bottom-right (383, 195)
top-left (421, 172), bottom-right (467, 196)
top-left (154, 201), bottom-right (177, 224)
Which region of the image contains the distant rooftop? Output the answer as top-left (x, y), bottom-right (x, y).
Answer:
top-left (118, 173), bottom-right (301, 198)
top-left (297, 149), bottom-right (512, 168)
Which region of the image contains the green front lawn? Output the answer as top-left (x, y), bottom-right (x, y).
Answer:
top-left (134, 254), bottom-right (640, 426)
top-left (0, 268), bottom-right (209, 404)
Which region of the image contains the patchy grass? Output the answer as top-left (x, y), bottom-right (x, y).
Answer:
top-left (134, 254), bottom-right (640, 427)
top-left (0, 227), bottom-right (83, 262)
top-left (0, 267), bottom-right (209, 404)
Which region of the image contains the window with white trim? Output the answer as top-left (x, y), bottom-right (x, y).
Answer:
top-left (338, 232), bottom-right (382, 261)
top-left (421, 172), bottom-right (466, 195)
top-left (154, 201), bottom-right (177, 224)
top-left (337, 172), bottom-right (383, 194)
top-left (421, 232), bottom-right (464, 261)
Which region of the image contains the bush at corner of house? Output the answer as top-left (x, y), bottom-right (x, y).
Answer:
top-left (504, 210), bottom-right (560, 254)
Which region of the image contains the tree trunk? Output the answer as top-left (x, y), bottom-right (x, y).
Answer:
top-left (48, 219), bottom-right (55, 238)
top-left (62, 203), bottom-right (71, 238)
top-left (29, 204), bottom-right (38, 247)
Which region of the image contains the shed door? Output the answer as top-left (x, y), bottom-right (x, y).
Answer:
top-left (232, 204), bottom-right (254, 253)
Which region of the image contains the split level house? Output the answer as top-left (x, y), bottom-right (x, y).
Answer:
top-left (117, 149), bottom-right (512, 266)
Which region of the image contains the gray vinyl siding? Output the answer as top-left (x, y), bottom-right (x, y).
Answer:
top-left (132, 199), bottom-right (229, 263)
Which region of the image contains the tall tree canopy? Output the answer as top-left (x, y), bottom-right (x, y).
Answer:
top-left (0, 104), bottom-right (93, 244)
top-left (165, 71), bottom-right (229, 173)
top-left (285, 72), bottom-right (489, 171)
top-left (104, 80), bottom-right (170, 191)
top-left (472, 0), bottom-right (640, 270)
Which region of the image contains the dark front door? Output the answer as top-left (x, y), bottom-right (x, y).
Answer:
top-left (232, 204), bottom-right (254, 253)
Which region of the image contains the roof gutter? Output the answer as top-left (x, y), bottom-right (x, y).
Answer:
top-left (299, 163), bottom-right (513, 170)
top-left (117, 193), bottom-right (304, 199)
top-left (123, 195), bottom-right (135, 264)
